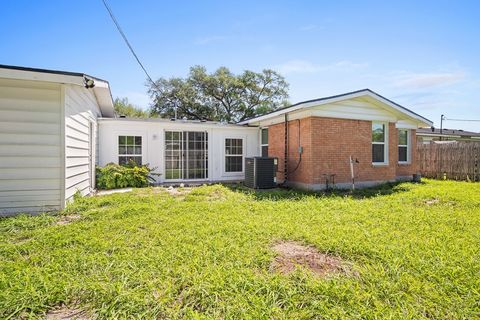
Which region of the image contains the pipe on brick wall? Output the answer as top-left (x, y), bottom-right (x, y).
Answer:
top-left (290, 119), bottom-right (303, 174)
top-left (282, 116), bottom-right (303, 186)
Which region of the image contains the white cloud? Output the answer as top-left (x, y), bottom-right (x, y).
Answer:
top-left (393, 71), bottom-right (465, 89)
top-left (193, 35), bottom-right (227, 45)
top-left (274, 59), bottom-right (368, 75)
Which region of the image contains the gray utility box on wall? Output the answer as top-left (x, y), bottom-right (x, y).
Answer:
top-left (244, 157), bottom-right (277, 189)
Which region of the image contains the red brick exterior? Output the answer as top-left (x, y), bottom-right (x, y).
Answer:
top-left (267, 116), bottom-right (417, 188)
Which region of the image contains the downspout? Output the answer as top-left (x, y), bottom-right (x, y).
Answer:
top-left (290, 119), bottom-right (303, 174)
top-left (282, 116), bottom-right (303, 186)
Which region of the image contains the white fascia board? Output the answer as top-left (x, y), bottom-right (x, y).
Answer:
top-left (395, 121), bottom-right (418, 129)
top-left (0, 68), bottom-right (84, 86)
top-left (416, 133), bottom-right (462, 138)
top-left (363, 91), bottom-right (433, 127)
top-left (240, 90), bottom-right (433, 128)
top-left (98, 118), bottom-right (259, 130)
top-left (238, 91), bottom-right (368, 125)
top-left (0, 67), bottom-right (114, 118)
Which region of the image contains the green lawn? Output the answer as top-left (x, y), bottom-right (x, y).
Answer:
top-left (1, 180), bottom-right (479, 319)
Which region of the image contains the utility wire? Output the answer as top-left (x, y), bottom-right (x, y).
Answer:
top-left (101, 0), bottom-right (158, 89)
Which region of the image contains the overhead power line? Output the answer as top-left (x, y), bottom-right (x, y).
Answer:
top-left (101, 0), bottom-right (158, 88)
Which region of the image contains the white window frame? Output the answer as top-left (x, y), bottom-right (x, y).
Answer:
top-left (117, 134), bottom-right (144, 166)
top-left (260, 128), bottom-right (268, 157)
top-left (163, 130), bottom-right (209, 181)
top-left (398, 129), bottom-right (410, 164)
top-left (223, 136), bottom-right (245, 176)
top-left (372, 122), bottom-right (389, 165)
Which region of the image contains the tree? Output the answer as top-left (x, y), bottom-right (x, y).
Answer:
top-left (113, 97), bottom-right (149, 118)
top-left (148, 66), bottom-right (289, 122)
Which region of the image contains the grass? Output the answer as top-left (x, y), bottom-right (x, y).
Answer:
top-left (0, 179), bottom-right (479, 319)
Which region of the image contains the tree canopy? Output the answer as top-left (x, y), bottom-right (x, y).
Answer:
top-left (148, 66), bottom-right (289, 122)
top-left (113, 97), bottom-right (149, 118)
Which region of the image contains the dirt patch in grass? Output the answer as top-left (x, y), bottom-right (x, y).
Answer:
top-left (204, 189), bottom-right (227, 201)
top-left (423, 198), bottom-right (457, 207)
top-left (45, 306), bottom-right (92, 319)
top-left (270, 241), bottom-right (355, 278)
top-left (425, 198), bottom-right (440, 205)
top-left (165, 186), bottom-right (192, 198)
top-left (55, 215), bottom-right (81, 226)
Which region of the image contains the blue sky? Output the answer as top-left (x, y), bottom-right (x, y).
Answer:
top-left (2, 0), bottom-right (479, 131)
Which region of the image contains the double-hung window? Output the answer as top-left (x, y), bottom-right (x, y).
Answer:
top-left (118, 136), bottom-right (142, 165)
top-left (225, 138), bottom-right (243, 172)
top-left (261, 128), bottom-right (268, 157)
top-left (398, 129), bottom-right (409, 163)
top-left (372, 123), bottom-right (387, 164)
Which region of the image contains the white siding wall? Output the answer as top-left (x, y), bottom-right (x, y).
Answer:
top-left (64, 85), bottom-right (101, 202)
top-left (98, 120), bottom-right (260, 183)
top-left (0, 78), bottom-right (62, 215)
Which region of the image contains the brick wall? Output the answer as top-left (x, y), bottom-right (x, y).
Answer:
top-left (268, 118), bottom-right (314, 184)
top-left (267, 116), bottom-right (416, 187)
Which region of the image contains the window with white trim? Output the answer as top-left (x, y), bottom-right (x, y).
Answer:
top-left (398, 129), bottom-right (409, 163)
top-left (225, 138), bottom-right (243, 172)
top-left (118, 136), bottom-right (142, 165)
top-left (372, 123), bottom-right (387, 164)
top-left (261, 128), bottom-right (268, 157)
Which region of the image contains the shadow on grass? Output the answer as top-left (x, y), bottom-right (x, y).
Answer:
top-left (225, 181), bottom-right (419, 201)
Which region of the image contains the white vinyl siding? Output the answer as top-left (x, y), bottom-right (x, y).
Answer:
top-left (64, 85), bottom-right (101, 202)
top-left (0, 78), bottom-right (62, 215)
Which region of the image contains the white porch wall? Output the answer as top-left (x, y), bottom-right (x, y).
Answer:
top-left (98, 119), bottom-right (260, 183)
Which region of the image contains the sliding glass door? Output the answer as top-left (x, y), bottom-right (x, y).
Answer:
top-left (165, 131), bottom-right (208, 180)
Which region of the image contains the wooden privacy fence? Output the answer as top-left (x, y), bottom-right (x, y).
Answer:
top-left (417, 142), bottom-right (480, 181)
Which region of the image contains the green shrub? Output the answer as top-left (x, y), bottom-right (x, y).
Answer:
top-left (96, 162), bottom-right (157, 189)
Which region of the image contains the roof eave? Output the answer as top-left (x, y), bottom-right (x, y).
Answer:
top-left (239, 89), bottom-right (433, 128)
top-left (0, 64), bottom-right (115, 118)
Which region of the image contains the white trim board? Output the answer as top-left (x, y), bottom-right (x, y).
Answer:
top-left (240, 89), bottom-right (433, 128)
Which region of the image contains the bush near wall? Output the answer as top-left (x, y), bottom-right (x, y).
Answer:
top-left (96, 162), bottom-right (157, 189)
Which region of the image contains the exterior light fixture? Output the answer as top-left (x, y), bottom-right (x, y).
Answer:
top-left (84, 77), bottom-right (95, 89)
